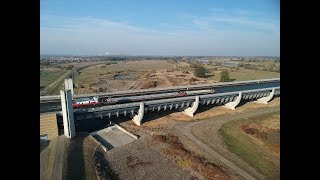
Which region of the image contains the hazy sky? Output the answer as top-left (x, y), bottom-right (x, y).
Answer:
top-left (40, 0), bottom-right (280, 56)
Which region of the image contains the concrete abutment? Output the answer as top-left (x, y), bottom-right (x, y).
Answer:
top-left (224, 92), bottom-right (242, 110)
top-left (256, 88), bottom-right (275, 104)
top-left (184, 96), bottom-right (200, 117)
top-left (132, 102), bottom-right (144, 126)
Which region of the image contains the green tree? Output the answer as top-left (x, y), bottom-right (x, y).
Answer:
top-left (66, 65), bottom-right (74, 70)
top-left (220, 70), bottom-right (230, 82)
top-left (194, 65), bottom-right (207, 78)
top-left (41, 61), bottom-right (50, 66)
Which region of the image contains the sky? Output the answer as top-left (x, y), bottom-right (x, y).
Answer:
top-left (40, 0), bottom-right (280, 56)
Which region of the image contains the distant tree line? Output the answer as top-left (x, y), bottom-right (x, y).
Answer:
top-left (239, 62), bottom-right (280, 73)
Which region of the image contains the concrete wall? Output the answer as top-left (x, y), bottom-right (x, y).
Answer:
top-left (60, 90), bottom-right (75, 138)
top-left (64, 78), bottom-right (74, 96)
top-left (40, 113), bottom-right (58, 140)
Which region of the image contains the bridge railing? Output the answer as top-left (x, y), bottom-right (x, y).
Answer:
top-left (40, 78), bottom-right (280, 101)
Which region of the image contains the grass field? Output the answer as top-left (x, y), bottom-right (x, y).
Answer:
top-left (74, 65), bottom-right (109, 87)
top-left (43, 70), bottom-right (72, 95)
top-left (176, 62), bottom-right (279, 82)
top-left (40, 68), bottom-right (67, 87)
top-left (109, 60), bottom-right (176, 72)
top-left (205, 68), bottom-right (280, 82)
top-left (219, 111), bottom-right (280, 180)
top-left (229, 68), bottom-right (280, 81)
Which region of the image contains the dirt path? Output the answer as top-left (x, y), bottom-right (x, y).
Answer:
top-left (171, 106), bottom-right (280, 180)
top-left (40, 143), bottom-right (49, 180)
top-left (52, 136), bottom-right (65, 180)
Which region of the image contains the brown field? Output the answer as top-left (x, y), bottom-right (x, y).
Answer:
top-left (73, 60), bottom-right (218, 93)
top-left (40, 59), bottom-right (279, 95)
top-left (72, 60), bottom-right (279, 94)
top-left (153, 134), bottom-right (230, 180)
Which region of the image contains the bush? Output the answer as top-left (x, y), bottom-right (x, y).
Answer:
top-left (41, 61), bottom-right (50, 66)
top-left (97, 87), bottom-right (105, 92)
top-left (66, 65), bottom-right (74, 70)
top-left (189, 77), bottom-right (197, 83)
top-left (220, 70), bottom-right (230, 82)
top-left (194, 65), bottom-right (207, 78)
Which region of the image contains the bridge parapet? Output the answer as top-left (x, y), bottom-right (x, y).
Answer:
top-left (70, 87), bottom-right (280, 125)
top-left (41, 78), bottom-right (280, 102)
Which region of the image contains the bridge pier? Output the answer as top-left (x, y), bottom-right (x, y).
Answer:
top-left (224, 92), bottom-right (242, 110)
top-left (184, 96), bottom-right (199, 117)
top-left (64, 78), bottom-right (74, 97)
top-left (132, 102), bottom-right (144, 126)
top-left (60, 89), bottom-right (75, 138)
top-left (256, 88), bottom-right (275, 104)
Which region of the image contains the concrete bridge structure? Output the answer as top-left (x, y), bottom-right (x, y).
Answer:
top-left (40, 78), bottom-right (279, 113)
top-left (58, 78), bottom-right (280, 138)
top-left (40, 78), bottom-right (279, 102)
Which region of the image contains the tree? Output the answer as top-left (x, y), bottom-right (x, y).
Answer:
top-left (220, 70), bottom-right (230, 82)
top-left (66, 65), bottom-right (74, 70)
top-left (194, 65), bottom-right (207, 78)
top-left (40, 61), bottom-right (50, 66)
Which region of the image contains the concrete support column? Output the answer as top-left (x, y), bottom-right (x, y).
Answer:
top-left (256, 88), bottom-right (275, 104)
top-left (60, 90), bottom-right (75, 138)
top-left (64, 78), bottom-right (74, 97)
top-left (224, 92), bottom-right (242, 110)
top-left (184, 96), bottom-right (199, 117)
top-left (132, 102), bottom-right (144, 126)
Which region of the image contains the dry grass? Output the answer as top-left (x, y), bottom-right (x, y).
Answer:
top-left (41, 70), bottom-right (72, 95)
top-left (93, 147), bottom-right (119, 179)
top-left (240, 113), bottom-right (280, 155)
top-left (229, 69), bottom-right (280, 81)
top-left (40, 68), bottom-right (68, 87)
top-left (142, 117), bottom-right (170, 129)
top-left (72, 60), bottom-right (279, 94)
top-left (64, 134), bottom-right (99, 180)
top-left (109, 60), bottom-right (176, 72)
top-left (153, 134), bottom-right (229, 180)
top-left (125, 155), bottom-right (153, 169)
top-left (220, 111), bottom-right (280, 179)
